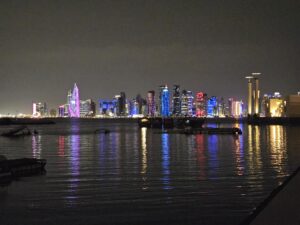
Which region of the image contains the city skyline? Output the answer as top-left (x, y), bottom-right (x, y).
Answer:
top-left (1, 0), bottom-right (299, 114)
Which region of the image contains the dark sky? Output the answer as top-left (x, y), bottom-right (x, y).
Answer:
top-left (0, 0), bottom-right (299, 114)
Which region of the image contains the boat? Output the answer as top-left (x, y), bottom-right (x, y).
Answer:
top-left (0, 156), bottom-right (46, 185)
top-left (1, 126), bottom-right (33, 137)
top-left (182, 127), bottom-right (242, 135)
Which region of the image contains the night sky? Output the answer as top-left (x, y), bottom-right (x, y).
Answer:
top-left (0, 0), bottom-right (299, 114)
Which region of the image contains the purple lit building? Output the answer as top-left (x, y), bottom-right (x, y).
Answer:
top-left (68, 83), bottom-right (80, 118)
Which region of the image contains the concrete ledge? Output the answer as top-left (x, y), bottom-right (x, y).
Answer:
top-left (241, 167), bottom-right (300, 225)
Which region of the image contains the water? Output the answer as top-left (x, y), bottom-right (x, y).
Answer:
top-left (0, 120), bottom-right (299, 225)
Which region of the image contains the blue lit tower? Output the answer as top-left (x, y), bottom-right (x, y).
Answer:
top-left (172, 85), bottom-right (181, 116)
top-left (159, 85), bottom-right (170, 117)
top-left (68, 83), bottom-right (80, 117)
top-left (207, 96), bottom-right (217, 117)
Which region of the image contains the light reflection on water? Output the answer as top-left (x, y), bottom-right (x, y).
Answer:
top-left (0, 121), bottom-right (299, 225)
top-left (161, 133), bottom-right (171, 190)
top-left (32, 135), bottom-right (42, 158)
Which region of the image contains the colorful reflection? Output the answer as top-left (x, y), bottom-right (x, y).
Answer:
top-left (247, 125), bottom-right (263, 173)
top-left (269, 125), bottom-right (287, 176)
top-left (32, 135), bottom-right (42, 158)
top-left (207, 135), bottom-right (218, 179)
top-left (58, 136), bottom-right (65, 157)
top-left (140, 128), bottom-right (148, 190)
top-left (161, 133), bottom-right (171, 190)
top-left (195, 134), bottom-right (207, 180)
top-left (233, 135), bottom-right (244, 176)
top-left (141, 128), bottom-right (148, 175)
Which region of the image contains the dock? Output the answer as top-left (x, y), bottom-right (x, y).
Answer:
top-left (241, 167), bottom-right (300, 225)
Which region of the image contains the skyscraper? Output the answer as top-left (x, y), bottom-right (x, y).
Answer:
top-left (245, 73), bottom-right (261, 116)
top-left (207, 96), bottom-right (217, 117)
top-left (115, 92), bottom-right (126, 116)
top-left (80, 99), bottom-right (96, 117)
top-left (172, 85), bottom-right (181, 116)
top-left (147, 91), bottom-right (156, 117)
top-left (195, 92), bottom-right (207, 117)
top-left (99, 99), bottom-right (117, 116)
top-left (68, 83), bottom-right (80, 117)
top-left (181, 90), bottom-right (194, 116)
top-left (159, 85), bottom-right (170, 117)
top-left (32, 102), bottom-right (47, 117)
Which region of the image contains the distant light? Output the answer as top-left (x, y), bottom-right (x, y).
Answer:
top-left (252, 72), bottom-right (261, 76)
top-left (245, 76), bottom-right (253, 79)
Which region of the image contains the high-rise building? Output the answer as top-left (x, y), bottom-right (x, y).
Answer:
top-left (147, 91), bottom-right (156, 117)
top-left (263, 92), bottom-right (285, 117)
top-left (159, 85), bottom-right (170, 117)
top-left (32, 102), bottom-right (47, 117)
top-left (207, 96), bottom-right (218, 117)
top-left (129, 99), bottom-right (139, 116)
top-left (195, 92), bottom-right (207, 117)
top-left (217, 97), bottom-right (226, 117)
top-left (229, 99), bottom-right (243, 117)
top-left (181, 90), bottom-right (194, 116)
top-left (136, 94), bottom-right (146, 115)
top-left (245, 73), bottom-right (261, 116)
top-left (68, 83), bottom-right (80, 117)
top-left (80, 99), bottom-right (96, 117)
top-left (172, 85), bottom-right (181, 116)
top-left (99, 99), bottom-right (117, 116)
top-left (58, 105), bottom-right (65, 117)
top-left (286, 93), bottom-right (300, 117)
top-left (115, 92), bottom-right (126, 116)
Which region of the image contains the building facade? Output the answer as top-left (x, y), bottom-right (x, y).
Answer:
top-left (159, 85), bottom-right (170, 117)
top-left (32, 102), bottom-right (47, 117)
top-left (195, 92), bottom-right (207, 117)
top-left (172, 85), bottom-right (181, 116)
top-left (147, 91), bottom-right (156, 117)
top-left (68, 83), bottom-right (80, 118)
top-left (181, 90), bottom-right (193, 116)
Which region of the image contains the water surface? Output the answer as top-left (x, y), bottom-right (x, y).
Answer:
top-left (0, 120), bottom-right (299, 225)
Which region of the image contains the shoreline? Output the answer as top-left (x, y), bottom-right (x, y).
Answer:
top-left (1, 116), bottom-right (300, 125)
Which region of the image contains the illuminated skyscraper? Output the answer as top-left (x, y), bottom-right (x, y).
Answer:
top-left (68, 83), bottom-right (80, 117)
top-left (129, 98), bottom-right (139, 116)
top-left (99, 99), bottom-right (117, 116)
top-left (147, 91), bottom-right (156, 116)
top-left (245, 73), bottom-right (261, 116)
top-left (80, 99), bottom-right (96, 117)
top-left (217, 97), bottom-right (226, 117)
top-left (58, 105), bottom-right (65, 117)
top-left (181, 90), bottom-right (193, 116)
top-left (172, 85), bottom-right (181, 116)
top-left (207, 96), bottom-right (217, 117)
top-left (159, 85), bottom-right (170, 117)
top-left (228, 99), bottom-right (243, 117)
top-left (115, 92), bottom-right (126, 116)
top-left (195, 92), bottom-right (207, 117)
top-left (32, 102), bottom-right (47, 117)
top-left (263, 92), bottom-right (285, 117)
